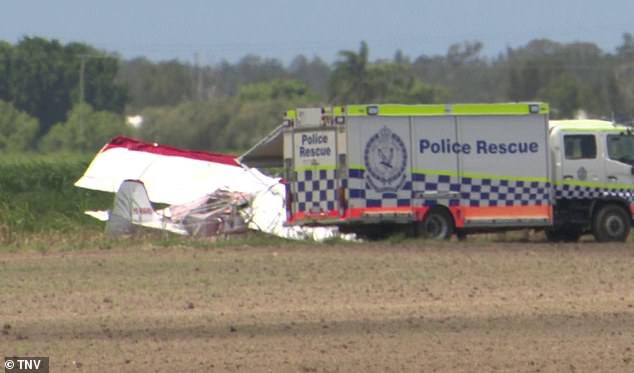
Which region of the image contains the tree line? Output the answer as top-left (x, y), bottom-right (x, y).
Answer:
top-left (1, 35), bottom-right (633, 154)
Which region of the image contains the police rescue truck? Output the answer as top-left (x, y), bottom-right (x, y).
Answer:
top-left (274, 103), bottom-right (634, 242)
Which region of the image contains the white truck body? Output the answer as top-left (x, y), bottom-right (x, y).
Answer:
top-left (279, 103), bottom-right (634, 241)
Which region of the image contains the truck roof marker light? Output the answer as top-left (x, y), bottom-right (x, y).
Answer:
top-left (367, 105), bottom-right (379, 116)
top-left (529, 104), bottom-right (540, 114)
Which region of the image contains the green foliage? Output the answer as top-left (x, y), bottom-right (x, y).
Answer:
top-left (537, 73), bottom-right (580, 118)
top-left (0, 37), bottom-right (128, 139)
top-left (222, 100), bottom-right (289, 151)
top-left (411, 41), bottom-right (503, 102)
top-left (210, 55), bottom-right (289, 97)
top-left (136, 93), bottom-right (316, 153)
top-left (0, 41), bottom-right (12, 99)
top-left (2, 35), bottom-right (634, 156)
top-left (505, 39), bottom-right (630, 119)
top-left (119, 37), bottom-right (634, 153)
top-left (328, 41), bottom-right (446, 104)
top-left (328, 41), bottom-right (372, 103)
top-left (0, 155), bottom-right (111, 242)
top-left (367, 63), bottom-right (448, 103)
top-left (289, 55), bottom-right (331, 98)
top-left (137, 99), bottom-right (237, 152)
top-left (117, 57), bottom-right (196, 111)
top-left (0, 100), bottom-right (39, 152)
top-left (39, 104), bottom-right (134, 153)
top-left (238, 79), bottom-right (318, 101)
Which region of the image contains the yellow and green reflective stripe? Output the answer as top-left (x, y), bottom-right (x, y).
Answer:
top-left (290, 103), bottom-right (549, 118)
top-left (345, 104), bottom-right (447, 117)
top-left (451, 102), bottom-right (549, 116)
top-left (345, 105), bottom-right (372, 116)
top-left (341, 102), bottom-right (548, 117)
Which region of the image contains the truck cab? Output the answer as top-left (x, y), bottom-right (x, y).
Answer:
top-left (548, 120), bottom-right (634, 241)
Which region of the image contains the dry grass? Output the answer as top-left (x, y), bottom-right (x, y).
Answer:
top-left (2, 241), bottom-right (634, 372)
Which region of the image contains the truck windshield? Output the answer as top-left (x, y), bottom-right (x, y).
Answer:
top-left (607, 134), bottom-right (634, 165)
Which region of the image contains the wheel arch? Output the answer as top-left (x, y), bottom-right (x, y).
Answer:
top-left (421, 205), bottom-right (455, 225)
top-left (590, 198), bottom-right (632, 221)
top-left (592, 201), bottom-right (632, 242)
top-left (418, 205), bottom-right (456, 240)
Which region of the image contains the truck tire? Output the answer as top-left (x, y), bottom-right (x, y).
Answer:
top-left (592, 205), bottom-right (631, 242)
top-left (419, 209), bottom-right (454, 240)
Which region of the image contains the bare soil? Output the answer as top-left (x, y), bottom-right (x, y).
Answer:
top-left (2, 240), bottom-right (634, 372)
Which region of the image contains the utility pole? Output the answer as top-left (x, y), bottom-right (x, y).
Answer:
top-left (79, 55), bottom-right (86, 149)
top-left (78, 53), bottom-right (110, 150)
top-left (194, 52), bottom-right (203, 101)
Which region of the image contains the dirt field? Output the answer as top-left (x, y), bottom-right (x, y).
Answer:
top-left (2, 239), bottom-right (634, 372)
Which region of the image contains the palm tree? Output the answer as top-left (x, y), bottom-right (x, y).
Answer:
top-left (328, 41), bottom-right (372, 103)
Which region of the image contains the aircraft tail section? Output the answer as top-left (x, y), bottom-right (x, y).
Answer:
top-left (106, 180), bottom-right (188, 236)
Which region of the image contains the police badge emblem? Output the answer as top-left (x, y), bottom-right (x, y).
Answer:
top-left (364, 126), bottom-right (408, 192)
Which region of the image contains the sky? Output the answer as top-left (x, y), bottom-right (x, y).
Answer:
top-left (2, 0), bottom-right (634, 65)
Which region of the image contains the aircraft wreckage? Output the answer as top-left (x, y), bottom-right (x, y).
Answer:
top-left (75, 136), bottom-right (350, 241)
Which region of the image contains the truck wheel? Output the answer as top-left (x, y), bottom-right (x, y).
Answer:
top-left (592, 205), bottom-right (631, 242)
top-left (419, 210), bottom-right (454, 240)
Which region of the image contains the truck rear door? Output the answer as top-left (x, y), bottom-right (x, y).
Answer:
top-left (290, 128), bottom-right (339, 222)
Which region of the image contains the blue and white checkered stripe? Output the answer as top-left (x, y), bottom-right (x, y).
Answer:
top-left (458, 176), bottom-right (550, 207)
top-left (555, 184), bottom-right (634, 203)
top-left (411, 173), bottom-right (461, 207)
top-left (296, 169), bottom-right (337, 213)
top-left (348, 168), bottom-right (412, 208)
top-left (348, 170), bottom-right (551, 208)
top-left (413, 174), bottom-right (550, 207)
